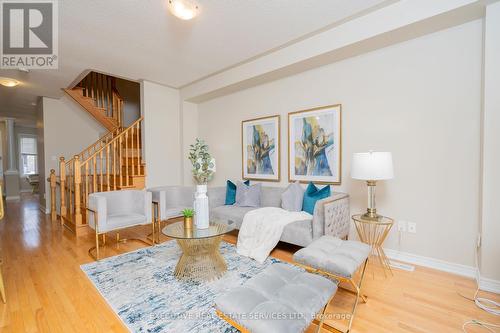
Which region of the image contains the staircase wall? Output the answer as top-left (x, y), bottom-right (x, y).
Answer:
top-left (141, 80), bottom-right (182, 188)
top-left (39, 95), bottom-right (105, 212)
top-left (115, 79), bottom-right (141, 127)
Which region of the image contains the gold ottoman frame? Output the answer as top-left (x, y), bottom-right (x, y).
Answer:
top-left (293, 258), bottom-right (368, 333)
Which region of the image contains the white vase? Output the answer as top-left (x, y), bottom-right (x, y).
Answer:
top-left (194, 184), bottom-right (209, 229)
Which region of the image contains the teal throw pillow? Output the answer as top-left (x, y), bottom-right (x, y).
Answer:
top-left (225, 180), bottom-right (250, 205)
top-left (302, 182), bottom-right (331, 214)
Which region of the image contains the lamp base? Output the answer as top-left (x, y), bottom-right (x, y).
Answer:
top-left (362, 207), bottom-right (386, 221)
top-left (362, 211), bottom-right (382, 221)
top-left (364, 181), bottom-right (381, 220)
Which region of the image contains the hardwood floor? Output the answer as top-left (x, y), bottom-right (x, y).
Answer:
top-left (0, 194), bottom-right (498, 332)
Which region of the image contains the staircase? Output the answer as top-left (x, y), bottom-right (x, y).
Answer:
top-left (64, 72), bottom-right (122, 131)
top-left (48, 72), bottom-right (146, 235)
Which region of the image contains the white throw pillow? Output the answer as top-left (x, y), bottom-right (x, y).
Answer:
top-left (281, 181), bottom-right (304, 212)
top-left (235, 182), bottom-right (261, 207)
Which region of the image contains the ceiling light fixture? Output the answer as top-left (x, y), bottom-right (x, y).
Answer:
top-left (0, 77), bottom-right (20, 87)
top-left (168, 0), bottom-right (199, 20)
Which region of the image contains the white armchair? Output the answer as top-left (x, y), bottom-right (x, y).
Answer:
top-left (87, 190), bottom-right (154, 260)
top-left (147, 186), bottom-right (195, 243)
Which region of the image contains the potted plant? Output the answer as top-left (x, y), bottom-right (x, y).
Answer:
top-left (188, 138), bottom-right (216, 229)
top-left (181, 208), bottom-right (194, 230)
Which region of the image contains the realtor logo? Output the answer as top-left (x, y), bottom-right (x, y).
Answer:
top-left (1, 0), bottom-right (58, 69)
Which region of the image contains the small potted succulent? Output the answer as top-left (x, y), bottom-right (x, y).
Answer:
top-left (181, 208), bottom-right (194, 230)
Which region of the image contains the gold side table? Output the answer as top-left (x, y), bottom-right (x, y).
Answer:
top-left (352, 214), bottom-right (394, 276)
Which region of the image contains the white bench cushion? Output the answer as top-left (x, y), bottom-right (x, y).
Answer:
top-left (293, 235), bottom-right (370, 278)
top-left (216, 263), bottom-right (337, 333)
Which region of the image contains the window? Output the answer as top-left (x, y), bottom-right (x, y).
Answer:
top-left (20, 135), bottom-right (37, 175)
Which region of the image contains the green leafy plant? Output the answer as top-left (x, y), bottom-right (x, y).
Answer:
top-left (181, 208), bottom-right (194, 218)
top-left (188, 138), bottom-right (216, 185)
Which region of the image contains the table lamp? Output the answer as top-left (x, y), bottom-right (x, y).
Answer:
top-left (351, 151), bottom-right (394, 220)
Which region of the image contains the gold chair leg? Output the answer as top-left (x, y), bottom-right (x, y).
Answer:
top-left (0, 261), bottom-right (6, 303)
top-left (95, 230), bottom-right (100, 260)
top-left (151, 206), bottom-right (156, 245)
top-left (88, 232), bottom-right (101, 261)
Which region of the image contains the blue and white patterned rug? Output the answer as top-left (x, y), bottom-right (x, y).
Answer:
top-left (81, 241), bottom-right (292, 332)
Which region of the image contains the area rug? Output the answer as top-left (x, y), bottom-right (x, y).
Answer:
top-left (81, 240), bottom-right (297, 332)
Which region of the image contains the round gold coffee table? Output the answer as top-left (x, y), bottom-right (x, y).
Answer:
top-left (162, 221), bottom-right (235, 281)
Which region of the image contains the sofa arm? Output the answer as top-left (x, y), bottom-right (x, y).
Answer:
top-left (312, 192), bottom-right (349, 239)
top-left (142, 191), bottom-right (153, 224)
top-left (88, 194), bottom-right (107, 232)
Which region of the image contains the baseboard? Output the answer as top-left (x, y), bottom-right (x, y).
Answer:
top-left (385, 248), bottom-right (500, 294)
top-left (39, 204), bottom-right (49, 214)
top-left (384, 248), bottom-right (476, 278)
top-left (5, 195), bottom-right (20, 201)
top-left (479, 275), bottom-right (500, 294)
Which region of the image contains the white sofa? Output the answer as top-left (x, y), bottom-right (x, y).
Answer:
top-left (148, 185), bottom-right (350, 247)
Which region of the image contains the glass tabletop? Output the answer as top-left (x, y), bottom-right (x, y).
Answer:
top-left (162, 221), bottom-right (236, 239)
top-left (352, 214), bottom-right (394, 225)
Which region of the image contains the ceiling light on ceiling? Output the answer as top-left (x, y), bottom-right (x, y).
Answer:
top-left (168, 0), bottom-right (199, 20)
top-left (0, 77), bottom-right (20, 87)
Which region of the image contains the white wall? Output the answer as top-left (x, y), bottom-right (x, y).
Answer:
top-left (480, 2), bottom-right (500, 283)
top-left (36, 99), bottom-right (45, 210)
top-left (41, 95), bottom-right (105, 211)
top-left (115, 78), bottom-right (141, 127)
top-left (197, 21), bottom-right (482, 268)
top-left (141, 80), bottom-right (182, 188)
top-left (181, 101), bottom-right (198, 185)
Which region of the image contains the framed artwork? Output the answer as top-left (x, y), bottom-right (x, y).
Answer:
top-left (242, 115), bottom-right (280, 182)
top-left (288, 104), bottom-right (342, 184)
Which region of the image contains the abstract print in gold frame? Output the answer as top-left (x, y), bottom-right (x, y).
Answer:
top-left (241, 115), bottom-right (280, 182)
top-left (288, 105), bottom-right (341, 185)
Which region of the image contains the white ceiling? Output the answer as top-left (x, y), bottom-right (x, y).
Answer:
top-left (0, 0), bottom-right (388, 124)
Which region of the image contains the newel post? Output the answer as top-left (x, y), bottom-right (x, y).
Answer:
top-left (59, 157), bottom-right (67, 218)
top-left (49, 169), bottom-right (57, 222)
top-left (73, 155), bottom-right (82, 226)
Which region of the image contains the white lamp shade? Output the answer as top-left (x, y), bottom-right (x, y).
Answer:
top-left (351, 152), bottom-right (394, 180)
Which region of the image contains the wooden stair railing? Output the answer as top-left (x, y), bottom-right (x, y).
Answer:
top-left (64, 72), bottom-right (124, 131)
top-left (50, 117), bottom-right (145, 235)
top-left (73, 127), bottom-right (121, 162)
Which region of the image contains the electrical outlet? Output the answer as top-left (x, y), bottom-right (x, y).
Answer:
top-left (397, 220), bottom-right (407, 232)
top-left (407, 222), bottom-right (417, 233)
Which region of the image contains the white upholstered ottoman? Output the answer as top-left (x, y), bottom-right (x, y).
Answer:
top-left (215, 263), bottom-right (337, 333)
top-left (293, 235), bottom-right (371, 333)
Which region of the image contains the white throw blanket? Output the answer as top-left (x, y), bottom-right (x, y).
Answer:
top-left (236, 207), bottom-right (312, 263)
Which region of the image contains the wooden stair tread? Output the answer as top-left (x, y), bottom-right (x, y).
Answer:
top-left (64, 88), bottom-right (119, 131)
